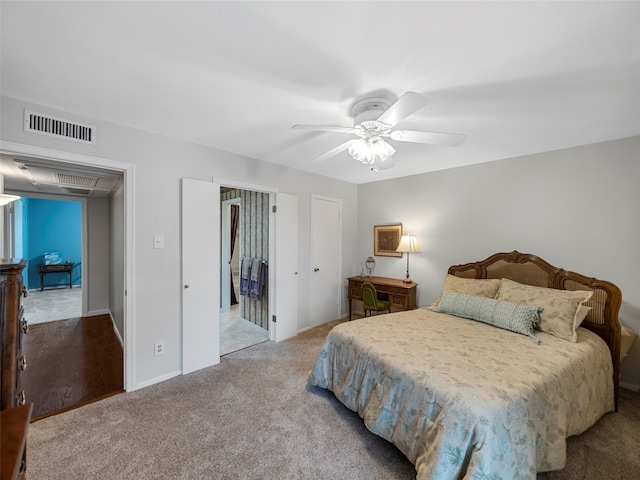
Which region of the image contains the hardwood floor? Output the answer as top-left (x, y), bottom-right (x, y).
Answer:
top-left (22, 314), bottom-right (124, 421)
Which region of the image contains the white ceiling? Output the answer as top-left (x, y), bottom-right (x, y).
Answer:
top-left (1, 1), bottom-right (639, 185)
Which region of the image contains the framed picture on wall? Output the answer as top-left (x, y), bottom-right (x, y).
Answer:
top-left (373, 224), bottom-right (403, 257)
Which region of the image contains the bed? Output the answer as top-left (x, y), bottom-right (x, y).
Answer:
top-left (308, 251), bottom-right (622, 480)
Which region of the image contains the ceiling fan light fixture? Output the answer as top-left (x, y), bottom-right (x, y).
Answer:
top-left (369, 136), bottom-right (395, 161)
top-left (348, 138), bottom-right (374, 164)
top-left (348, 136), bottom-right (395, 167)
top-left (293, 91), bottom-right (464, 170)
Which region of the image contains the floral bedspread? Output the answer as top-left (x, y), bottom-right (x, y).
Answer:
top-left (308, 308), bottom-right (614, 480)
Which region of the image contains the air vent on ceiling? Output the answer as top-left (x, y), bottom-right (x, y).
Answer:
top-left (14, 161), bottom-right (121, 197)
top-left (56, 173), bottom-right (96, 187)
top-left (63, 188), bottom-right (93, 196)
top-left (24, 109), bottom-right (96, 144)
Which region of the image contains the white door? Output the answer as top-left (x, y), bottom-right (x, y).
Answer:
top-left (310, 195), bottom-right (341, 327)
top-left (273, 192), bottom-right (298, 341)
top-left (181, 178), bottom-right (220, 374)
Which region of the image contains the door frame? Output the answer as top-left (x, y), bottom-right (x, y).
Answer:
top-left (0, 141), bottom-right (135, 391)
top-left (221, 197), bottom-right (241, 313)
top-left (214, 178), bottom-right (278, 340)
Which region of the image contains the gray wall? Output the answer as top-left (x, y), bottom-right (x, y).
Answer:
top-left (86, 196), bottom-right (110, 315)
top-left (356, 136), bottom-right (640, 388)
top-left (3, 94), bottom-right (636, 391)
top-left (1, 95), bottom-right (359, 389)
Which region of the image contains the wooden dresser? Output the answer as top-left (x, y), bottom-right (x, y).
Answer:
top-left (1, 403), bottom-right (32, 480)
top-left (347, 276), bottom-right (418, 320)
top-left (1, 259), bottom-right (31, 479)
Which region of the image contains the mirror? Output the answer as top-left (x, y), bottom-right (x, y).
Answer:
top-left (365, 256), bottom-right (376, 277)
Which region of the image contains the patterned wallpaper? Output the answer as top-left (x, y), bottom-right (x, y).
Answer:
top-left (221, 189), bottom-right (270, 330)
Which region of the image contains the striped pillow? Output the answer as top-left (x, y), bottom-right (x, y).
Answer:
top-left (433, 291), bottom-right (542, 344)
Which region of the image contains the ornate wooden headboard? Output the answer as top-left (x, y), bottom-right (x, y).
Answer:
top-left (448, 250), bottom-right (623, 409)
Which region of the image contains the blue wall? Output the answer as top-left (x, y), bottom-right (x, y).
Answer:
top-left (25, 198), bottom-right (82, 290)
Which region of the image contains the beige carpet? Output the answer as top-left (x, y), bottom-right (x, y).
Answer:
top-left (27, 320), bottom-right (640, 479)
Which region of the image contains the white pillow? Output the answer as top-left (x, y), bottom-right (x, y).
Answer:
top-left (496, 278), bottom-right (592, 342)
top-left (429, 274), bottom-right (501, 308)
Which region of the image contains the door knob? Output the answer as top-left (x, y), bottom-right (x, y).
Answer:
top-left (314, 268), bottom-right (320, 272)
top-left (184, 284), bottom-right (190, 289)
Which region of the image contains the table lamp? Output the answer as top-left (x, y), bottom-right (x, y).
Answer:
top-left (396, 234), bottom-right (421, 283)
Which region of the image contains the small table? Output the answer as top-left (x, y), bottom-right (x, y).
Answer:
top-left (38, 263), bottom-right (74, 291)
top-left (347, 276), bottom-right (418, 320)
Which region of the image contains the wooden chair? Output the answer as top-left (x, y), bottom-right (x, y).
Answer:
top-left (362, 282), bottom-right (390, 317)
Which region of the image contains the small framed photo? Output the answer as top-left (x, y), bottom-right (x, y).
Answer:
top-left (373, 224), bottom-right (403, 257)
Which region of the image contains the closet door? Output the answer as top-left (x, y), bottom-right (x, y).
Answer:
top-left (273, 192), bottom-right (298, 341)
top-left (309, 195), bottom-right (341, 327)
top-left (181, 178), bottom-right (220, 374)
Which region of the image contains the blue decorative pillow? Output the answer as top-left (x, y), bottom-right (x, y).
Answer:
top-left (433, 291), bottom-right (543, 344)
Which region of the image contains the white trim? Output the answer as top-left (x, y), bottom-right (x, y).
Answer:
top-left (80, 196), bottom-right (88, 317)
top-left (131, 370), bottom-right (181, 391)
top-left (221, 198), bottom-right (241, 313)
top-left (268, 193), bottom-right (276, 341)
top-left (109, 312), bottom-right (124, 348)
top-left (0, 141), bottom-right (133, 171)
top-left (213, 177), bottom-right (278, 194)
top-left (88, 308), bottom-right (111, 317)
top-left (0, 140), bottom-right (135, 392)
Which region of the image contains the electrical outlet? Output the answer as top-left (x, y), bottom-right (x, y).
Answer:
top-left (154, 341), bottom-right (165, 356)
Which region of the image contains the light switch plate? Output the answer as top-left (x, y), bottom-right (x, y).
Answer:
top-left (154, 234), bottom-right (165, 249)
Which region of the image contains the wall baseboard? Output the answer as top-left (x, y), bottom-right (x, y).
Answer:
top-left (131, 371), bottom-right (182, 392)
top-left (620, 381), bottom-right (640, 392)
top-left (107, 312), bottom-right (124, 348)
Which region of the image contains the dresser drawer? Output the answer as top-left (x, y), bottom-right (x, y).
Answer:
top-left (378, 285), bottom-right (403, 294)
top-left (348, 286), bottom-right (362, 300)
top-left (1, 259), bottom-right (28, 411)
top-left (389, 295), bottom-right (408, 308)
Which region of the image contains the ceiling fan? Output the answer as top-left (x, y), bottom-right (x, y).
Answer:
top-left (292, 91), bottom-right (465, 171)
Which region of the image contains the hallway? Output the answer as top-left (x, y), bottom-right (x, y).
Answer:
top-left (23, 314), bottom-right (124, 420)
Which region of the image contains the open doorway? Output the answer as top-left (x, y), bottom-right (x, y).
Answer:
top-left (16, 196), bottom-right (83, 324)
top-left (220, 187), bottom-right (269, 355)
top-left (1, 146), bottom-right (132, 410)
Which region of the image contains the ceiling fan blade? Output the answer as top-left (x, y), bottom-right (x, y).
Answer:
top-left (389, 129), bottom-right (466, 147)
top-left (291, 124), bottom-right (355, 134)
top-left (311, 140), bottom-right (353, 163)
top-left (375, 92), bottom-right (430, 128)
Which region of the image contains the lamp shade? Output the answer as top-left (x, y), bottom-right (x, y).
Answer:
top-left (396, 234), bottom-right (421, 253)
